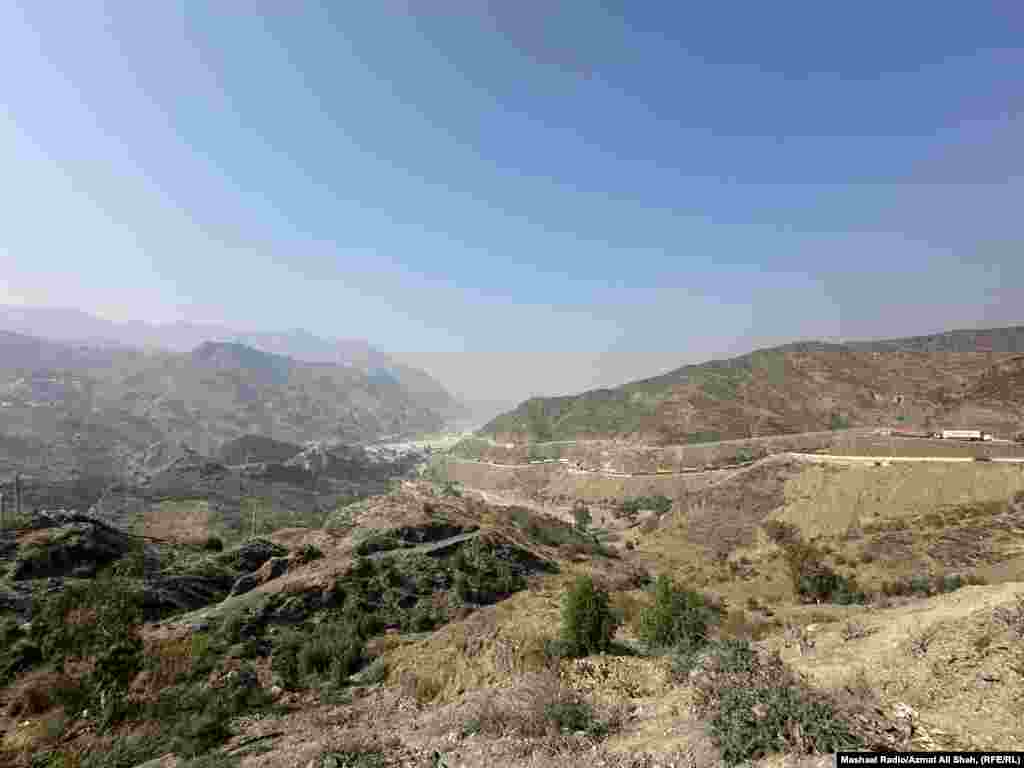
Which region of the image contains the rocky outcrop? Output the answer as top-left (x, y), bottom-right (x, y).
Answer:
top-left (7, 513), bottom-right (140, 581)
top-left (215, 538), bottom-right (288, 573)
top-left (143, 571), bottom-right (236, 620)
top-left (229, 555), bottom-right (291, 597)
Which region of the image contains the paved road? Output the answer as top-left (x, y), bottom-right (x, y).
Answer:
top-left (790, 453), bottom-right (1024, 464)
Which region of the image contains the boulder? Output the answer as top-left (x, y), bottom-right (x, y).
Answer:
top-left (229, 573), bottom-right (261, 598)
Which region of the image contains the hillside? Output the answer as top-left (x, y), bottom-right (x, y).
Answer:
top-left (0, 333), bottom-right (452, 483)
top-left (481, 326), bottom-right (1024, 444)
top-left (3, 478), bottom-right (1022, 767)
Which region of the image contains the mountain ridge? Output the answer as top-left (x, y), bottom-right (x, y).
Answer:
top-left (0, 304), bottom-right (464, 419)
top-left (481, 325), bottom-right (1024, 444)
top-left (0, 332), bottom-right (451, 482)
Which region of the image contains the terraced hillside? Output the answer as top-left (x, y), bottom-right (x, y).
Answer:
top-left (481, 326), bottom-right (1024, 444)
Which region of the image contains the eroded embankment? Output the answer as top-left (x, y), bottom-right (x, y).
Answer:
top-left (829, 433), bottom-right (1024, 459)
top-left (776, 459), bottom-right (1024, 537)
top-left (441, 458), bottom-right (735, 504)
top-left (454, 430), bottom-right (853, 471)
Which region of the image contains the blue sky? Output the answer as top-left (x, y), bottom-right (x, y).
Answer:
top-left (1, 1), bottom-right (1021, 402)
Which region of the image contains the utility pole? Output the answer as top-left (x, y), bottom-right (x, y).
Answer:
top-left (14, 473), bottom-right (22, 519)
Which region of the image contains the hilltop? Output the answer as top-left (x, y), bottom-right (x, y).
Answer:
top-left (481, 325), bottom-right (1024, 444)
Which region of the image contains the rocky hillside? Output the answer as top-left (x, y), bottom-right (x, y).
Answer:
top-left (481, 326), bottom-right (1024, 444)
top-left (0, 332), bottom-right (457, 482)
top-left (3, 479), bottom-right (1022, 767)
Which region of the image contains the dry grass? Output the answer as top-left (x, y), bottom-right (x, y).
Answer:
top-left (142, 499), bottom-right (212, 542)
top-left (462, 670), bottom-right (568, 739)
top-left (840, 620), bottom-right (877, 642)
top-left (993, 593), bottom-right (1024, 639)
top-left (718, 609), bottom-right (779, 641)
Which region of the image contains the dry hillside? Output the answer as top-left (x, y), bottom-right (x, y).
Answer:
top-left (482, 326), bottom-right (1024, 444)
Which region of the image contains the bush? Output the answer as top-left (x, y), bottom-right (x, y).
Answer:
top-left (271, 635), bottom-right (303, 690)
top-left (692, 639), bottom-right (863, 765)
top-left (637, 575), bottom-right (721, 653)
top-left (880, 571), bottom-right (984, 599)
top-left (560, 575), bottom-right (619, 657)
top-left (441, 481), bottom-right (463, 498)
top-left (463, 670), bottom-right (612, 740)
top-left (272, 618), bottom-right (365, 690)
top-left (355, 533), bottom-right (402, 557)
top-left (31, 575), bottom-right (144, 665)
top-left (572, 500), bottom-right (592, 532)
top-left (781, 537), bottom-right (866, 605)
top-left (295, 543), bottom-right (324, 564)
top-left (202, 536), bottom-right (224, 552)
top-left (619, 495), bottom-right (672, 518)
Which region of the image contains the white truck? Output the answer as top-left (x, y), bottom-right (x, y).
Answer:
top-left (938, 429), bottom-right (993, 441)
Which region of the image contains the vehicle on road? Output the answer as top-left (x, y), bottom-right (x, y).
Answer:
top-left (934, 429), bottom-right (993, 441)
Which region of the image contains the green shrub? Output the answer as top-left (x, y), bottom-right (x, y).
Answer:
top-left (271, 635), bottom-right (303, 690)
top-left (299, 621), bottom-right (364, 681)
top-left (295, 543), bottom-right (324, 564)
top-left (441, 481), bottom-right (463, 498)
top-left (0, 638), bottom-right (41, 686)
top-left (782, 537), bottom-right (866, 605)
top-left (829, 412), bottom-right (850, 431)
top-left (94, 638), bottom-right (145, 692)
top-left (202, 536), bottom-right (224, 552)
top-left (881, 571), bottom-right (983, 599)
top-left (693, 639), bottom-right (864, 765)
top-left (560, 575), bottom-right (619, 657)
top-left (637, 575), bottom-right (721, 653)
top-left (572, 500), bottom-right (592, 532)
top-left (31, 575), bottom-right (144, 664)
top-left (355, 533), bottom-right (402, 557)
top-left (154, 669), bottom-right (274, 759)
top-left (712, 683), bottom-right (860, 764)
top-left (619, 495), bottom-right (672, 517)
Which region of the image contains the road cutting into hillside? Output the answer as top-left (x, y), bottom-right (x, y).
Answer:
top-left (446, 450), bottom-right (1024, 481)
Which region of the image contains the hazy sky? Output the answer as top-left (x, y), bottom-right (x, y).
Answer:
top-left (2, 2), bottom-right (1021, 403)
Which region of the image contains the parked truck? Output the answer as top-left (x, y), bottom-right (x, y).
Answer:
top-left (935, 429), bottom-right (993, 441)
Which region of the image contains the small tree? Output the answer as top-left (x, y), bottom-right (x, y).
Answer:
top-left (572, 500), bottom-right (592, 532)
top-left (638, 575), bottom-right (720, 653)
top-left (560, 575), bottom-right (619, 657)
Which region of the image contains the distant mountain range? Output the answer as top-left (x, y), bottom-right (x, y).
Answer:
top-left (0, 316), bottom-right (464, 481)
top-left (481, 325), bottom-right (1024, 444)
top-left (0, 304), bottom-right (463, 419)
